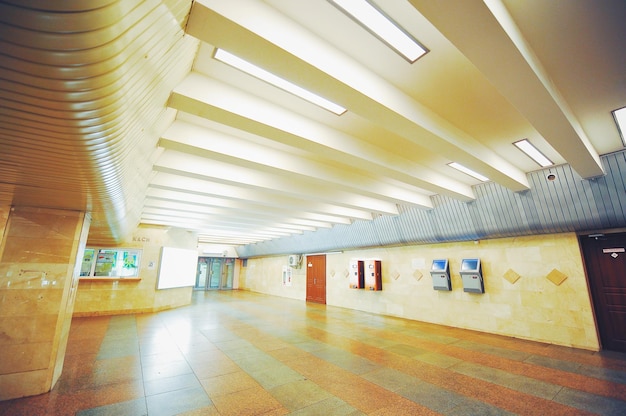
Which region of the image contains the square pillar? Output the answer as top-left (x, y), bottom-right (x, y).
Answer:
top-left (0, 206), bottom-right (90, 400)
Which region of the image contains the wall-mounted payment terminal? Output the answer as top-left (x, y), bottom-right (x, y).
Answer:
top-left (364, 259), bottom-right (382, 291)
top-left (349, 260), bottom-right (364, 289)
top-left (460, 258), bottom-right (484, 293)
top-left (430, 259), bottom-right (451, 291)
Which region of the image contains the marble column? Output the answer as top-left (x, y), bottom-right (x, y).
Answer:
top-left (0, 206), bottom-right (90, 400)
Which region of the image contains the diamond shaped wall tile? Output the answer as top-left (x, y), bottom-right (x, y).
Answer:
top-left (546, 269), bottom-right (567, 286)
top-left (413, 270), bottom-right (423, 281)
top-left (503, 268), bottom-right (521, 284)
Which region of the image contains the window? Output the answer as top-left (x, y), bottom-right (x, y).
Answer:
top-left (80, 248), bottom-right (142, 278)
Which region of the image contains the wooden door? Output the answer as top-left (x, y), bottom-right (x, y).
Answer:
top-left (306, 255), bottom-right (326, 304)
top-left (580, 232), bottom-right (626, 352)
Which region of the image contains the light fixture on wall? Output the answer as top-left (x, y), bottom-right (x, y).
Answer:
top-left (447, 162), bottom-right (489, 182)
top-left (513, 139), bottom-right (553, 167)
top-left (213, 48), bottom-right (347, 115)
top-left (328, 0), bottom-right (428, 63)
top-left (612, 106), bottom-right (626, 147)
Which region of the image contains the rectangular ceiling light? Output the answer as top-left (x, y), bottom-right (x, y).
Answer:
top-left (214, 48), bottom-right (347, 115)
top-left (513, 139), bottom-right (553, 167)
top-left (448, 162), bottom-right (489, 182)
top-left (329, 0), bottom-right (427, 63)
top-left (612, 106), bottom-right (626, 146)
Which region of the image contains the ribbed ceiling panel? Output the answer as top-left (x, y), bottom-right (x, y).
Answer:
top-left (0, 0), bottom-right (198, 244)
top-left (236, 150), bottom-right (626, 257)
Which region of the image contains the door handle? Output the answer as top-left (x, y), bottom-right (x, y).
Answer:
top-left (314, 278), bottom-right (316, 284)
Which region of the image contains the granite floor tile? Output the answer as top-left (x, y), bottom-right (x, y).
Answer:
top-left (287, 396), bottom-right (360, 416)
top-left (142, 360), bottom-right (193, 382)
top-left (3, 290), bottom-right (626, 416)
top-left (145, 386), bottom-right (211, 416)
top-left (173, 405), bottom-right (221, 416)
top-left (384, 343), bottom-right (428, 358)
top-left (75, 398), bottom-right (147, 416)
top-left (247, 363), bottom-right (305, 389)
top-left (200, 370), bottom-right (260, 397)
top-left (189, 358), bottom-right (240, 379)
top-left (210, 386), bottom-right (285, 416)
top-left (415, 351), bottom-right (463, 368)
top-left (369, 398), bottom-right (441, 416)
top-left (360, 367), bottom-right (424, 393)
top-left (450, 361), bottom-right (563, 400)
top-left (269, 379), bottom-right (332, 411)
top-left (553, 387), bottom-right (626, 416)
top-left (144, 373), bottom-right (202, 396)
top-left (396, 380), bottom-right (464, 413)
top-left (447, 400), bottom-right (517, 416)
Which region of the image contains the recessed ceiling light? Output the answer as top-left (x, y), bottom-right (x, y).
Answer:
top-left (328, 0), bottom-right (427, 63)
top-left (513, 139), bottom-right (553, 167)
top-left (213, 48), bottom-right (347, 115)
top-left (612, 106), bottom-right (626, 146)
top-left (447, 162), bottom-right (489, 182)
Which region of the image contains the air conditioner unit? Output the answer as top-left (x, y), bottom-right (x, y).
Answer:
top-left (288, 254), bottom-right (302, 268)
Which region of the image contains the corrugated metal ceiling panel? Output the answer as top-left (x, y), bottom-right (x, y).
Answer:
top-left (237, 150), bottom-right (626, 257)
top-left (0, 0), bottom-right (198, 244)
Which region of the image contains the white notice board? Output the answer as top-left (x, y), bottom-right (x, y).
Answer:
top-left (157, 247), bottom-right (198, 289)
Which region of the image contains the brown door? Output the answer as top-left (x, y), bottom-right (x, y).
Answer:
top-left (580, 232), bottom-right (626, 352)
top-left (306, 255), bottom-right (326, 304)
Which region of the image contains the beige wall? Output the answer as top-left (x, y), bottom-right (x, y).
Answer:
top-left (239, 233), bottom-right (600, 351)
top-left (0, 206), bottom-right (90, 400)
top-left (74, 225), bottom-right (197, 316)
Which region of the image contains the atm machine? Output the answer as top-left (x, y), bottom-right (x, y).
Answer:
top-left (460, 258), bottom-right (484, 293)
top-left (430, 259), bottom-right (451, 291)
top-left (364, 259), bottom-right (382, 291)
top-left (349, 260), bottom-right (364, 289)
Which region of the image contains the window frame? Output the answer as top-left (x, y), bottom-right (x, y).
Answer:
top-left (80, 247), bottom-right (142, 279)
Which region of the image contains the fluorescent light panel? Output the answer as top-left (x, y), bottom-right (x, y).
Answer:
top-left (214, 48), bottom-right (346, 115)
top-left (612, 106), bottom-right (626, 146)
top-left (448, 162), bottom-right (489, 182)
top-left (513, 139), bottom-right (553, 167)
top-left (329, 0), bottom-right (427, 63)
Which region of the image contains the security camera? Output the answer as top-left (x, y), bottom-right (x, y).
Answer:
top-left (546, 173), bottom-right (556, 181)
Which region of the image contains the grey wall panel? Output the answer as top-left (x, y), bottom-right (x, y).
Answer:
top-left (395, 205), bottom-right (439, 244)
top-left (590, 152), bottom-right (626, 227)
top-left (237, 150), bottom-right (626, 258)
top-left (372, 214), bottom-right (402, 246)
top-left (431, 195), bottom-right (480, 241)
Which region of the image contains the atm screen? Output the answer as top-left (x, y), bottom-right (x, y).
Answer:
top-left (461, 259), bottom-right (479, 271)
top-left (431, 259), bottom-right (447, 271)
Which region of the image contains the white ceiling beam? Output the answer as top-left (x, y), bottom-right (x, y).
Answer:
top-left (160, 119), bottom-right (434, 208)
top-left (145, 188), bottom-right (340, 227)
top-left (142, 208), bottom-right (312, 233)
top-left (169, 76), bottom-right (472, 201)
top-left (407, 0), bottom-right (604, 179)
top-left (143, 199), bottom-right (328, 230)
top-left (149, 172), bottom-right (374, 221)
top-left (153, 148), bottom-right (400, 215)
top-left (141, 214), bottom-right (295, 238)
top-left (186, 0), bottom-right (529, 191)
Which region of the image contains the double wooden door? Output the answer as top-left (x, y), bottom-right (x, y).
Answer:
top-left (306, 255), bottom-right (326, 304)
top-left (580, 232), bottom-right (626, 352)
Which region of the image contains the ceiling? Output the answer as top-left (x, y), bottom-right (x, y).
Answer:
top-left (0, 0), bottom-right (625, 249)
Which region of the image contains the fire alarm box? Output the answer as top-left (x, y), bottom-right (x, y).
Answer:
top-left (460, 258), bottom-right (484, 293)
top-left (349, 260), bottom-right (364, 289)
top-left (430, 259), bottom-right (451, 291)
top-left (364, 260), bottom-right (382, 291)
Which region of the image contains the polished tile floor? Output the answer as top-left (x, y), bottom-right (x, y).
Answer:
top-left (2, 290), bottom-right (626, 415)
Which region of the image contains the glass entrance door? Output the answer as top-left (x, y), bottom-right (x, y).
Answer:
top-left (195, 257), bottom-right (234, 290)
